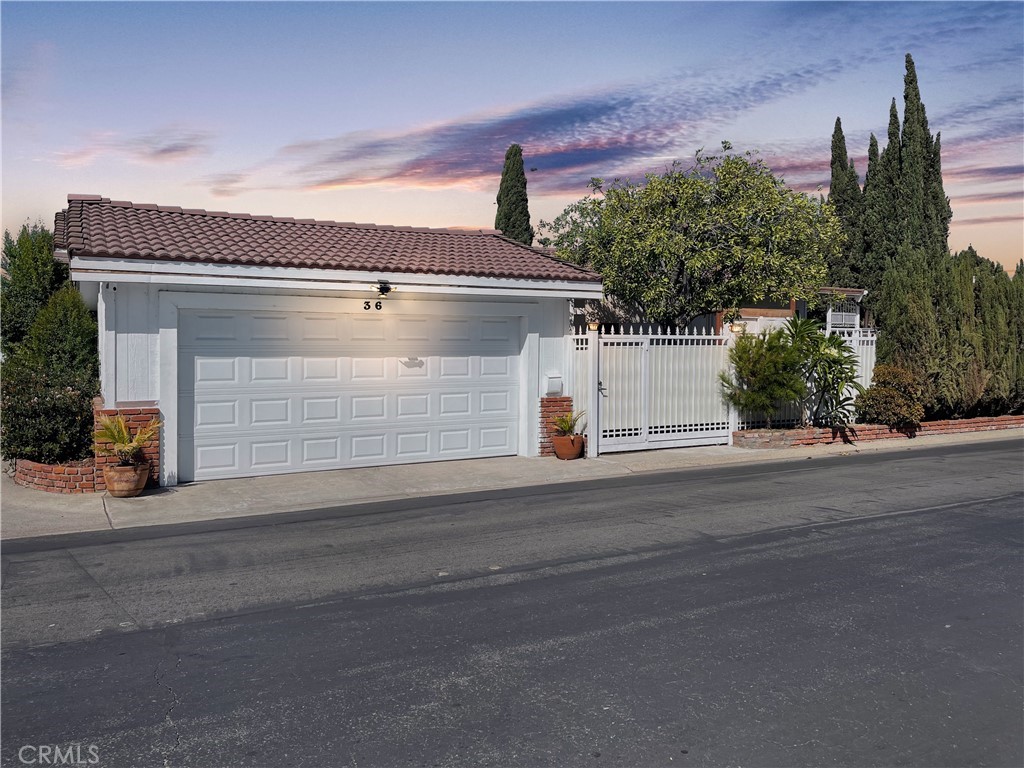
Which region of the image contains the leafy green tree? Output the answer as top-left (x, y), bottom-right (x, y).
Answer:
top-left (719, 328), bottom-right (806, 429)
top-left (1, 223), bottom-right (67, 356)
top-left (494, 143), bottom-right (534, 246)
top-left (826, 118), bottom-right (864, 287)
top-left (0, 285), bottom-right (99, 463)
top-left (541, 144), bottom-right (838, 325)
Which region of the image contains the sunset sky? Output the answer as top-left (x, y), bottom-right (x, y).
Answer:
top-left (3, 1), bottom-right (1022, 272)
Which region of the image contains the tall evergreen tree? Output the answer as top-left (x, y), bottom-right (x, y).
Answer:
top-left (1010, 261), bottom-right (1024, 410)
top-left (826, 117), bottom-right (864, 287)
top-left (860, 133), bottom-right (887, 299)
top-left (933, 249), bottom-right (984, 416)
top-left (974, 259), bottom-right (1013, 412)
top-left (875, 244), bottom-right (941, 408)
top-left (494, 144), bottom-right (534, 246)
top-left (0, 223), bottom-right (66, 356)
top-left (841, 54), bottom-right (1016, 419)
top-left (899, 53), bottom-right (932, 252)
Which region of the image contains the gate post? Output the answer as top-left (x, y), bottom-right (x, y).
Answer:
top-left (726, 327), bottom-right (739, 445)
top-left (587, 323), bottom-right (601, 457)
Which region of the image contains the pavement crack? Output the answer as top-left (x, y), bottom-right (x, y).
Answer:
top-left (153, 651), bottom-right (184, 766)
top-left (101, 497), bottom-right (115, 530)
top-left (64, 549), bottom-right (142, 629)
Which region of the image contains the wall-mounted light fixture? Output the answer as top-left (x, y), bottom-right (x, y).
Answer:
top-left (376, 280), bottom-right (393, 298)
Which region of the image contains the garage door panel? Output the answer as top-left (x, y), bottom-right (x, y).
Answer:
top-left (251, 440), bottom-right (291, 469)
top-left (251, 357), bottom-right (290, 383)
top-left (302, 396), bottom-right (342, 424)
top-left (180, 310), bottom-right (520, 481)
top-left (195, 357), bottom-right (239, 385)
top-left (302, 437), bottom-right (341, 464)
top-left (251, 398), bottom-right (291, 426)
top-left (196, 400), bottom-right (238, 429)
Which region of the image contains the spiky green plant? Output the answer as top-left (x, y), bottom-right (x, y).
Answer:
top-left (94, 415), bottom-right (161, 466)
top-left (551, 411), bottom-right (586, 436)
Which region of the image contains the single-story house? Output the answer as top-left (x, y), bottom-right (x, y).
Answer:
top-left (58, 194), bottom-right (603, 486)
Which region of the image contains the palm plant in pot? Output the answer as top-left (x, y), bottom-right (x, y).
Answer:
top-left (93, 415), bottom-right (161, 497)
top-left (550, 410), bottom-right (586, 460)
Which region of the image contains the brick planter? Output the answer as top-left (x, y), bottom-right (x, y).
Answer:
top-left (13, 458), bottom-right (97, 494)
top-left (732, 414), bottom-right (1024, 449)
top-left (12, 400), bottom-right (162, 494)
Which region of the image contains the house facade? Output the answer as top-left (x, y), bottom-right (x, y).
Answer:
top-left (58, 195), bottom-right (602, 486)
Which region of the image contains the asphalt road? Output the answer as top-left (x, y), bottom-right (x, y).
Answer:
top-left (2, 439), bottom-right (1022, 768)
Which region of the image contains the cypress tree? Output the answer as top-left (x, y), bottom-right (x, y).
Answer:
top-left (876, 244), bottom-right (941, 409)
top-left (899, 53), bottom-right (931, 252)
top-left (933, 249), bottom-right (984, 416)
top-left (845, 55), bottom-right (1016, 419)
top-left (974, 260), bottom-right (1013, 412)
top-left (1010, 262), bottom-right (1024, 410)
top-left (860, 134), bottom-right (886, 299)
top-left (826, 117), bottom-right (864, 287)
top-left (494, 144), bottom-right (534, 246)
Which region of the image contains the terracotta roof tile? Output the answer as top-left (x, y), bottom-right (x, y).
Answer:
top-left (56, 195), bottom-right (599, 284)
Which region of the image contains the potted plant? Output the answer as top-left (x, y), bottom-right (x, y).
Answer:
top-left (93, 415), bottom-right (161, 497)
top-left (550, 411), bottom-right (586, 460)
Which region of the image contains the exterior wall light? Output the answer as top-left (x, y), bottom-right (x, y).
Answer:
top-left (377, 280), bottom-right (393, 298)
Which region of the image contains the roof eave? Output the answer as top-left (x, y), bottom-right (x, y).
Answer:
top-left (70, 255), bottom-right (604, 300)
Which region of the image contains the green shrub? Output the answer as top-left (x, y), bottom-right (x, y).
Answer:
top-left (720, 329), bottom-right (806, 429)
top-left (0, 349), bottom-right (98, 463)
top-left (856, 364), bottom-right (926, 428)
top-left (22, 284), bottom-right (99, 381)
top-left (0, 286), bottom-right (99, 464)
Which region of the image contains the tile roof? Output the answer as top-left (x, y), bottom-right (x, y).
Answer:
top-left (56, 194), bottom-right (600, 284)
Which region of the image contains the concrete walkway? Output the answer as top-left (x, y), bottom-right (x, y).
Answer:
top-left (2, 429), bottom-right (1020, 541)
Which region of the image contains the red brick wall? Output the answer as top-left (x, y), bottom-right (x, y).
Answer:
top-left (732, 415), bottom-right (1024, 449)
top-left (13, 458), bottom-right (97, 494)
top-left (12, 400), bottom-right (162, 494)
top-left (540, 396), bottom-right (575, 457)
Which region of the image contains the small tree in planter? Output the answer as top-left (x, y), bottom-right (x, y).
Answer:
top-left (94, 415), bottom-right (161, 497)
top-left (720, 329), bottom-right (805, 429)
top-left (550, 411), bottom-right (586, 460)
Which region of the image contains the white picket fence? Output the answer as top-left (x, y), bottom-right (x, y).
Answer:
top-left (570, 323), bottom-right (877, 456)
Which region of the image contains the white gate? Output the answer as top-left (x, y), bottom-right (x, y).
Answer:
top-left (833, 328), bottom-right (878, 389)
top-left (572, 325), bottom-right (734, 454)
top-left (570, 324), bottom-right (878, 456)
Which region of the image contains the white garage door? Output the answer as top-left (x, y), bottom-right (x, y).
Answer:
top-left (178, 309), bottom-right (520, 481)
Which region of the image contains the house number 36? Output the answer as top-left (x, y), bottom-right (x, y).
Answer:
top-left (363, 301), bottom-right (383, 311)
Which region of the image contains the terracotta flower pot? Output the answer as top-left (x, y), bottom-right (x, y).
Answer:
top-left (552, 435), bottom-right (585, 460)
top-left (103, 463), bottom-right (151, 498)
